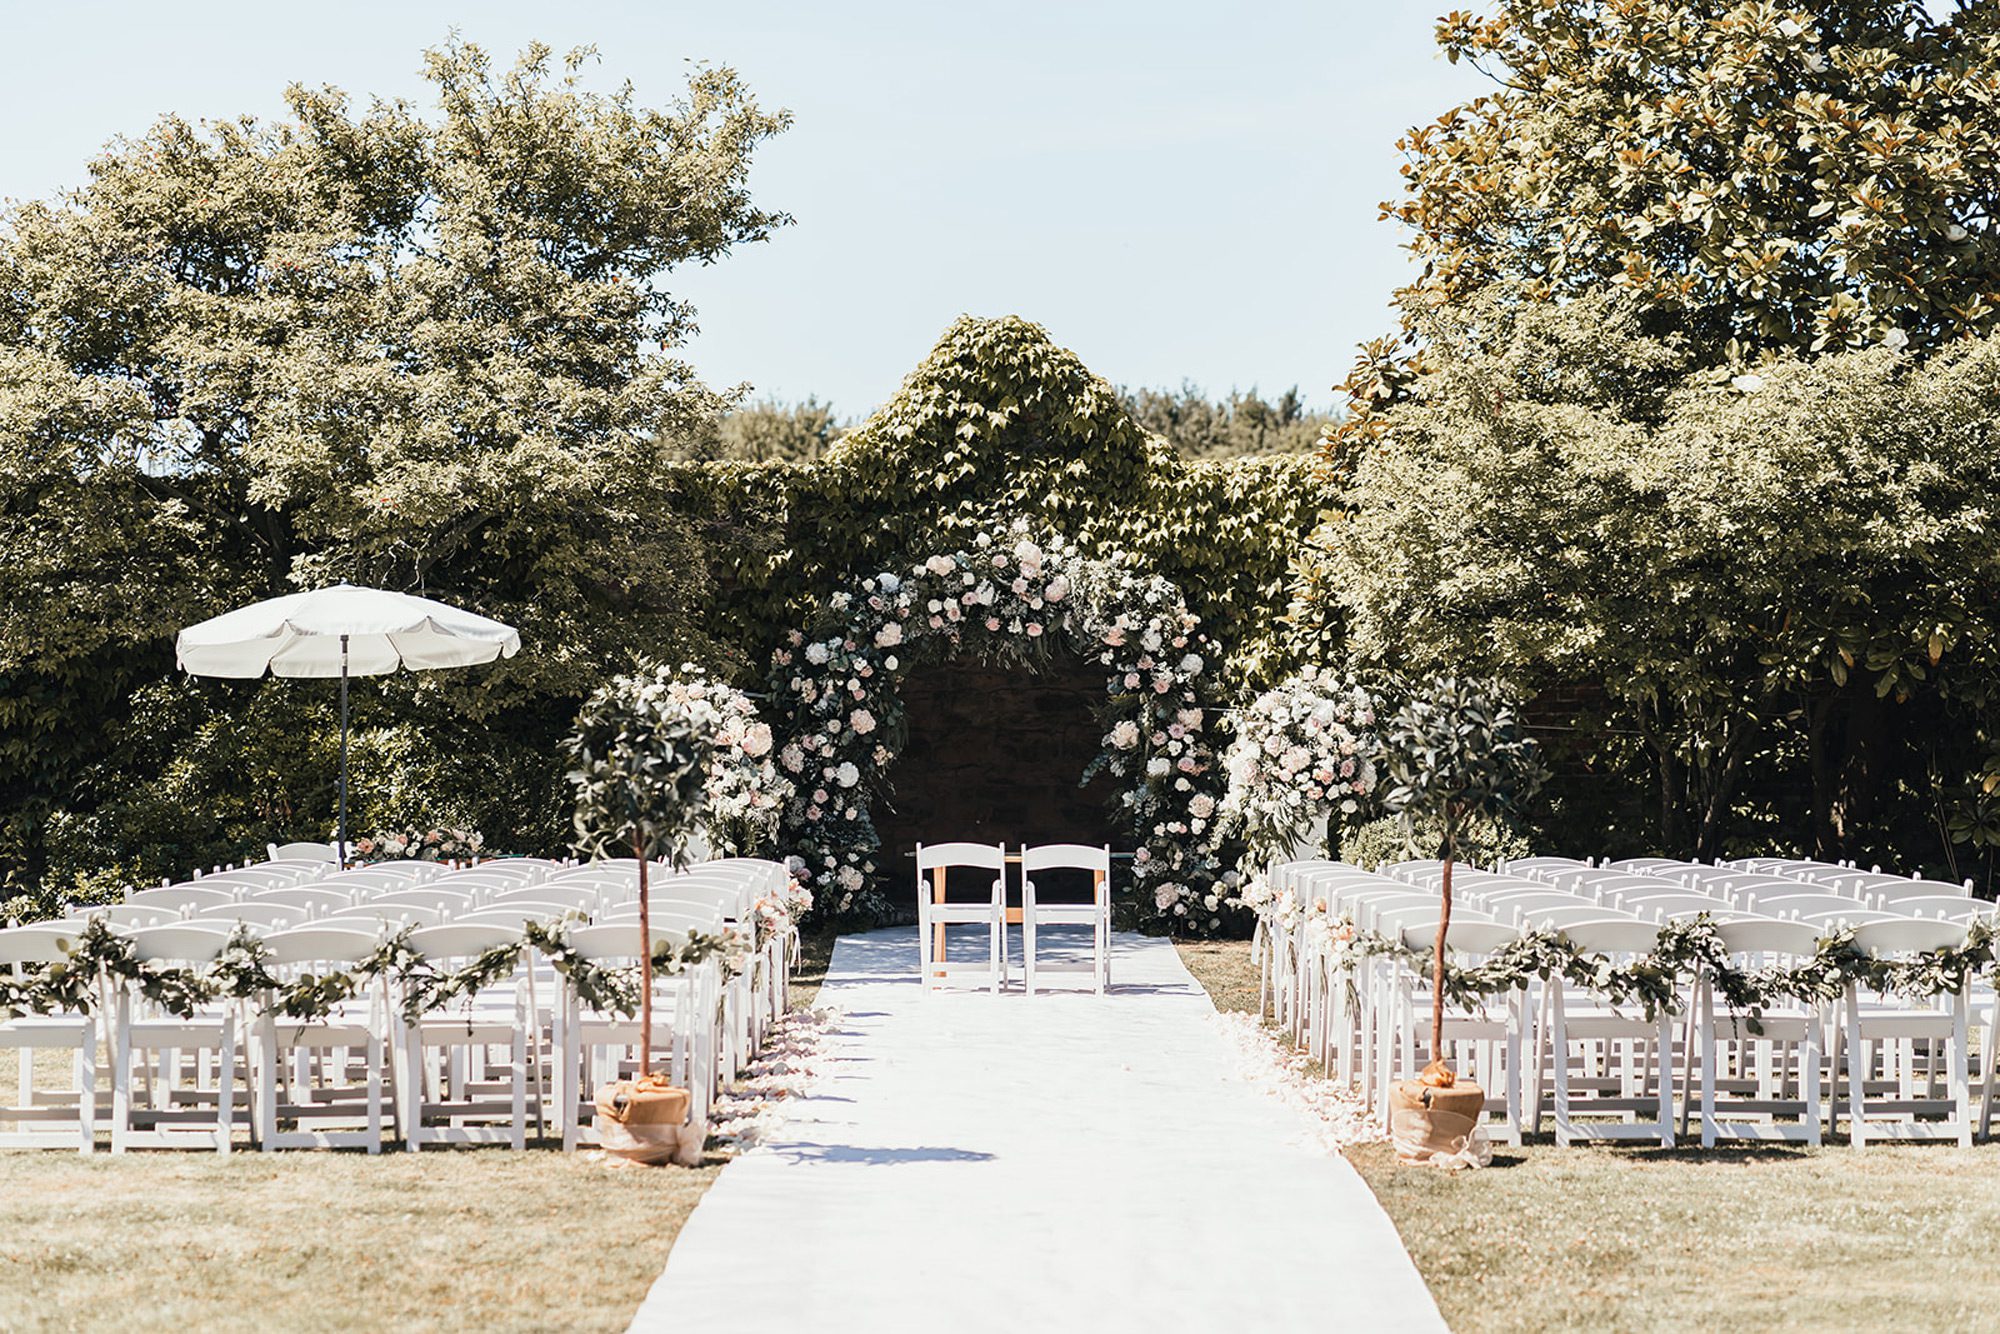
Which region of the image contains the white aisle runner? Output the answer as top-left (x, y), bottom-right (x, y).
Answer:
top-left (631, 928), bottom-right (1444, 1334)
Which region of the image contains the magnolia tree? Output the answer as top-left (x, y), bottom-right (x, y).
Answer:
top-left (1380, 677), bottom-right (1547, 1076)
top-left (565, 668), bottom-right (717, 1075)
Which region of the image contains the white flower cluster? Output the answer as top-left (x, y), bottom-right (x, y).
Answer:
top-left (648, 663), bottom-right (793, 857)
top-left (1218, 668), bottom-right (1379, 864)
top-left (769, 522), bottom-right (1227, 927)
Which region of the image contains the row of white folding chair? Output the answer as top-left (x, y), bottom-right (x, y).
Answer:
top-left (1287, 865), bottom-right (1534, 1140)
top-left (0, 911), bottom-right (714, 1155)
top-left (1299, 870), bottom-right (1492, 1123)
top-left (1279, 863), bottom-right (1676, 1143)
top-left (1310, 860), bottom-right (1988, 1146)
top-left (1511, 861), bottom-right (1920, 925)
top-left (1725, 855), bottom-right (1974, 896)
top-left (1515, 860), bottom-right (1978, 1143)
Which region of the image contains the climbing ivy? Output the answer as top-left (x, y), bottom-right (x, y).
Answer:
top-left (672, 316), bottom-right (1335, 690)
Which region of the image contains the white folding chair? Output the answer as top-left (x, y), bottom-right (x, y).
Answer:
top-left (1020, 843), bottom-right (1112, 995)
top-left (1391, 918), bottom-right (1530, 1145)
top-left (0, 924), bottom-right (99, 1151)
top-left (1836, 917), bottom-right (1973, 1147)
top-left (1694, 918), bottom-right (1824, 1145)
top-left (554, 922), bottom-right (716, 1152)
top-left (189, 903), bottom-right (311, 932)
top-left (111, 924), bottom-right (240, 1153)
top-left (269, 841), bottom-right (339, 864)
top-left (252, 926), bottom-right (390, 1152)
top-left (1547, 918), bottom-right (1677, 1147)
top-left (916, 842), bottom-right (1007, 994)
top-left (249, 886), bottom-right (355, 918)
top-left (127, 884), bottom-right (238, 914)
top-left (398, 924), bottom-right (533, 1151)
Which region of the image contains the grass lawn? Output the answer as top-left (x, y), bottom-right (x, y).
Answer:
top-left (0, 1151), bottom-right (718, 1332)
top-left (1178, 937), bottom-right (2000, 1332)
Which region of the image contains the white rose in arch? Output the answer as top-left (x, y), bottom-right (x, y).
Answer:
top-left (1044, 576), bottom-right (1070, 603)
top-left (805, 642), bottom-right (831, 666)
top-left (1110, 720), bottom-right (1141, 750)
top-left (850, 709), bottom-right (877, 736)
top-left (740, 723), bottom-right (774, 758)
top-left (875, 622), bottom-right (903, 648)
top-left (836, 761), bottom-right (861, 788)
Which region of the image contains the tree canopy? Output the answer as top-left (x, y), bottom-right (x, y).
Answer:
top-left (1380, 1), bottom-right (2000, 366)
top-left (1310, 292), bottom-right (2000, 863)
top-left (0, 39), bottom-right (790, 901)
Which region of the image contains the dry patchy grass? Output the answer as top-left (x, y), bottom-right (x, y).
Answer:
top-left (0, 1149), bottom-right (719, 1332)
top-left (789, 930), bottom-right (838, 1011)
top-left (1174, 938), bottom-right (1260, 1014)
top-left (1349, 1139), bottom-right (2000, 1332)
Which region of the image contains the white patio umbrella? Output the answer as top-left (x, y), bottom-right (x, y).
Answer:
top-left (176, 582), bottom-right (522, 864)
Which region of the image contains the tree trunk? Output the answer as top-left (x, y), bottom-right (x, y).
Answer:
top-left (635, 835), bottom-right (652, 1077)
top-left (1807, 689), bottom-right (1837, 859)
top-left (1432, 854), bottom-right (1452, 1067)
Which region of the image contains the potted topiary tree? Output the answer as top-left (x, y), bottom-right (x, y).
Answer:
top-left (566, 665), bottom-right (717, 1165)
top-left (1379, 676), bottom-right (1546, 1166)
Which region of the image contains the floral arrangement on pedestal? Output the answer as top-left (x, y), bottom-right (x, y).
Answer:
top-left (1217, 669), bottom-right (1380, 864)
top-left (650, 663), bottom-right (791, 857)
top-left (770, 522), bottom-right (1230, 930)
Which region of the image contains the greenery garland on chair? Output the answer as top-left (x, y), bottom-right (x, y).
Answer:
top-left (1269, 905), bottom-right (2000, 1030)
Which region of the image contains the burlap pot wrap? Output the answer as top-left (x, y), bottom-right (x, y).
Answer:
top-left (1389, 1079), bottom-right (1492, 1169)
top-left (594, 1074), bottom-right (705, 1167)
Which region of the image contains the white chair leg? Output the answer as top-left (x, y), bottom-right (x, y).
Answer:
top-left (1953, 996), bottom-right (1972, 1149)
top-left (110, 993), bottom-right (132, 1156)
top-left (1845, 986), bottom-right (1866, 1149)
top-left (76, 1040), bottom-right (96, 1154)
top-left (1023, 905), bottom-right (1037, 997)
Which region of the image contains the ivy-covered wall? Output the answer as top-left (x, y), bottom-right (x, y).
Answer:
top-left (676, 315), bottom-right (1335, 691)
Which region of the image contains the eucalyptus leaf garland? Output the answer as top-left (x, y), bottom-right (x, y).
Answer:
top-left (1294, 910), bottom-right (2000, 1026)
top-left (1, 917), bottom-right (754, 1026)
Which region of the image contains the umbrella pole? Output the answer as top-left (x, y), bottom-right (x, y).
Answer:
top-left (338, 634), bottom-right (350, 870)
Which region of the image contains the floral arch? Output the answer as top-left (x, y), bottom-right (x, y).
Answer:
top-left (770, 524), bottom-right (1231, 929)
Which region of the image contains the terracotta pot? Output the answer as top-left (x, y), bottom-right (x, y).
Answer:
top-left (594, 1074), bottom-right (704, 1166)
top-left (1388, 1079), bottom-right (1491, 1169)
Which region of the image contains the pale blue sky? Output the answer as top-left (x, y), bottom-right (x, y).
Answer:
top-left (0, 1), bottom-right (1484, 417)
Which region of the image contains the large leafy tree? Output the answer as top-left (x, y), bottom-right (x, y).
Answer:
top-left (0, 40), bottom-right (790, 895)
top-left (1315, 292), bottom-right (2000, 864)
top-left (1388, 1), bottom-right (2000, 362)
